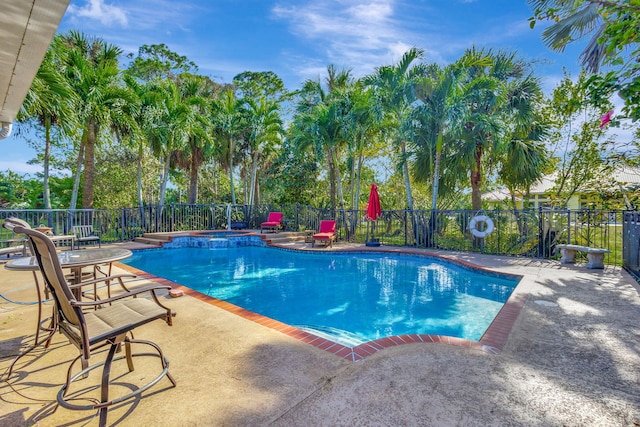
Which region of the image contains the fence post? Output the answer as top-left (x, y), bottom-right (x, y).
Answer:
top-left (404, 209), bottom-right (408, 246)
top-left (121, 208), bottom-right (126, 242)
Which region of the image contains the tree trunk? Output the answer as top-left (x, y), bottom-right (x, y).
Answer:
top-left (511, 191), bottom-right (525, 236)
top-left (159, 151), bottom-right (170, 207)
top-left (82, 119), bottom-right (97, 208)
top-left (355, 153), bottom-right (363, 210)
top-left (470, 144), bottom-right (483, 210)
top-left (348, 149), bottom-right (356, 210)
top-left (69, 130), bottom-right (87, 210)
top-left (137, 143), bottom-right (144, 207)
top-left (249, 153), bottom-right (259, 206)
top-left (43, 115), bottom-right (51, 210)
top-left (400, 140), bottom-right (414, 210)
top-left (430, 132), bottom-right (443, 211)
top-left (188, 152), bottom-right (198, 204)
top-left (332, 146), bottom-right (345, 209)
top-left (229, 137), bottom-right (236, 204)
top-left (327, 148), bottom-right (336, 209)
top-left (255, 177), bottom-right (261, 205)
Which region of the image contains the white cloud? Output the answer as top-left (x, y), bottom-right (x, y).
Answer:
top-left (67, 0), bottom-right (128, 27)
top-left (272, 0), bottom-right (423, 78)
top-left (0, 161), bottom-right (41, 175)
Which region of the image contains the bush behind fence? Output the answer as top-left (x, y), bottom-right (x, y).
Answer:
top-left (1, 204), bottom-right (638, 275)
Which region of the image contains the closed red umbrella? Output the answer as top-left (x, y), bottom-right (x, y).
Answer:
top-left (366, 184), bottom-right (381, 220)
top-left (366, 184), bottom-right (381, 245)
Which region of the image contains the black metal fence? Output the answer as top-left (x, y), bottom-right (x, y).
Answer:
top-left (623, 211), bottom-right (640, 278)
top-left (1, 205), bottom-right (638, 272)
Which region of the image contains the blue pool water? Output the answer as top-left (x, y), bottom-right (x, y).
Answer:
top-left (123, 246), bottom-right (519, 346)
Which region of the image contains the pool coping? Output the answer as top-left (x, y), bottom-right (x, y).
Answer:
top-left (117, 243), bottom-right (527, 362)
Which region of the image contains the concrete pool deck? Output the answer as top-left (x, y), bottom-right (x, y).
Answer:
top-left (1, 238), bottom-right (639, 426)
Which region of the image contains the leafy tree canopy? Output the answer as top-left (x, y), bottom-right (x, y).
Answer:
top-left (528, 0), bottom-right (640, 120)
top-left (126, 43), bottom-right (198, 82)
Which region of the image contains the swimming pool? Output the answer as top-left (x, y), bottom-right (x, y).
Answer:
top-left (123, 245), bottom-right (520, 347)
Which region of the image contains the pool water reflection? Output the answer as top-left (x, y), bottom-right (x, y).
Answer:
top-left (123, 246), bottom-right (520, 346)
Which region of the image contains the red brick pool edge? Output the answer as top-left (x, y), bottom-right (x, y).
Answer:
top-left (117, 252), bottom-right (527, 362)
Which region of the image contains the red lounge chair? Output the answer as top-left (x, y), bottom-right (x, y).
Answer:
top-left (312, 220), bottom-right (336, 247)
top-left (261, 212), bottom-right (283, 233)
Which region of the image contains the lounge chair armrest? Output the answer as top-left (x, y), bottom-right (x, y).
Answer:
top-left (70, 284), bottom-right (173, 307)
top-left (68, 274), bottom-right (138, 289)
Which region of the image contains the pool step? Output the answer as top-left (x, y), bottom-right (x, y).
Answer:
top-left (133, 233), bottom-right (173, 247)
top-left (263, 232), bottom-right (308, 245)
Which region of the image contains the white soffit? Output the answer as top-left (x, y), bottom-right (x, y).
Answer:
top-left (0, 0), bottom-right (70, 124)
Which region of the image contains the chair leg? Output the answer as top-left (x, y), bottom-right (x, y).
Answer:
top-left (98, 343), bottom-right (118, 427)
top-left (125, 339), bottom-right (134, 372)
top-left (58, 338), bottom-right (176, 423)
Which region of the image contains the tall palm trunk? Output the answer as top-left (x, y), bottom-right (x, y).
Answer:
top-left (430, 131), bottom-right (443, 211)
top-left (136, 142), bottom-right (146, 227)
top-left (355, 153), bottom-right (364, 209)
top-left (470, 144), bottom-right (483, 210)
top-left (137, 143), bottom-right (144, 207)
top-left (332, 146), bottom-right (345, 209)
top-left (43, 116), bottom-right (52, 209)
top-left (188, 151), bottom-right (199, 204)
top-left (159, 151), bottom-right (171, 207)
top-left (69, 129), bottom-right (87, 210)
top-left (82, 118), bottom-right (97, 208)
top-left (511, 190), bottom-right (526, 236)
top-left (229, 137), bottom-right (236, 204)
top-left (400, 140), bottom-right (414, 210)
top-left (327, 148), bottom-right (337, 209)
top-left (249, 153), bottom-right (259, 207)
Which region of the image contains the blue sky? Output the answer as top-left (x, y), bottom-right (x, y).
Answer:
top-left (2, 0), bottom-right (589, 175)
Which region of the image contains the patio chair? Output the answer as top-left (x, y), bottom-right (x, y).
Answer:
top-left (312, 220), bottom-right (337, 248)
top-left (261, 212), bottom-right (283, 233)
top-left (14, 225), bottom-right (176, 427)
top-left (1, 218), bottom-right (29, 257)
top-left (72, 224), bottom-right (101, 249)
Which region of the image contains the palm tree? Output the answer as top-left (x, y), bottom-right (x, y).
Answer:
top-left (19, 35), bottom-right (77, 209)
top-left (121, 73), bottom-right (151, 208)
top-left (452, 48), bottom-right (546, 211)
top-left (363, 48), bottom-right (426, 211)
top-left (211, 88), bottom-right (244, 204)
top-left (243, 97), bottom-right (282, 206)
top-left (527, 0), bottom-right (604, 72)
top-left (291, 65), bottom-right (354, 210)
top-left (344, 82), bottom-right (381, 210)
top-left (144, 78), bottom-right (192, 207)
top-left (413, 58), bottom-right (490, 211)
top-left (172, 73), bottom-right (218, 204)
top-left (61, 31), bottom-right (136, 208)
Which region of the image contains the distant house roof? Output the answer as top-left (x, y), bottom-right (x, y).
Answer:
top-left (484, 165), bottom-right (640, 201)
top-left (614, 166), bottom-right (640, 189)
top-left (483, 188), bottom-right (518, 203)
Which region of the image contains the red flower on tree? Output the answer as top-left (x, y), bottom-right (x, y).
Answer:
top-left (600, 110), bottom-right (613, 129)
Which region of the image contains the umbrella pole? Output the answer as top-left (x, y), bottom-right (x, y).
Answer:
top-left (365, 219), bottom-right (369, 242)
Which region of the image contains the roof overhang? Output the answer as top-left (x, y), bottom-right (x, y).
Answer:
top-left (0, 0), bottom-right (70, 139)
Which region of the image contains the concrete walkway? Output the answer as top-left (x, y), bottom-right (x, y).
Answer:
top-left (1, 241), bottom-right (639, 426)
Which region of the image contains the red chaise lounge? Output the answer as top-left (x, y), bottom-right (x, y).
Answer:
top-left (312, 220), bottom-right (336, 248)
top-left (261, 212), bottom-right (283, 233)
